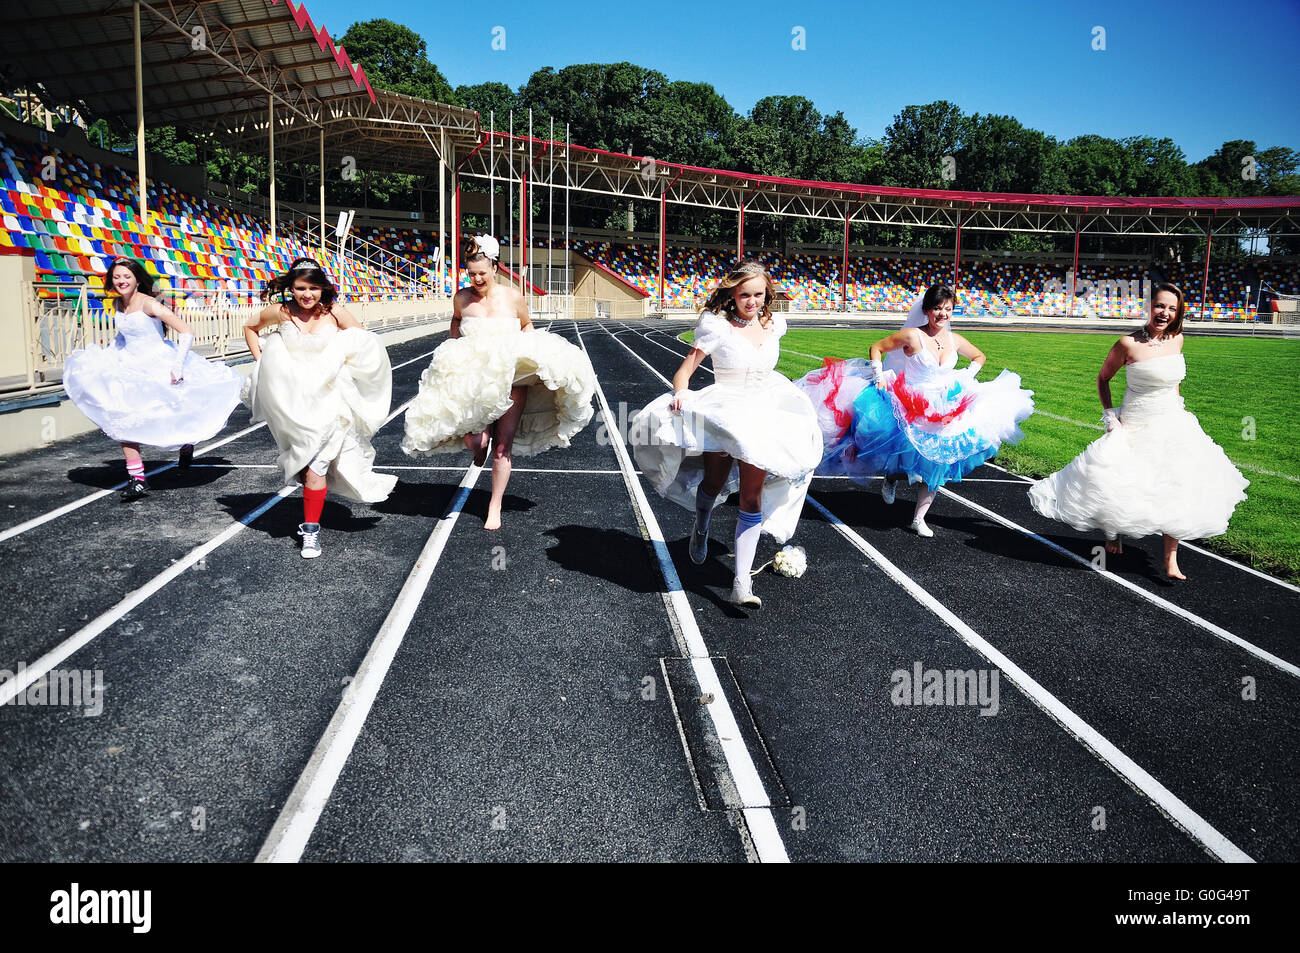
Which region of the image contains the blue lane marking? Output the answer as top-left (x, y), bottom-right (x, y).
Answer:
top-left (446, 481), bottom-right (474, 517)
top-left (648, 534), bottom-right (686, 594)
top-left (239, 490), bottom-right (291, 526)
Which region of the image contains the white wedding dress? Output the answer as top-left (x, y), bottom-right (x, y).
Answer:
top-left (401, 311), bottom-right (596, 457)
top-left (242, 319), bottom-right (397, 502)
top-left (63, 309), bottom-right (242, 449)
top-left (1028, 353), bottom-right (1248, 540)
top-left (630, 311), bottom-right (823, 542)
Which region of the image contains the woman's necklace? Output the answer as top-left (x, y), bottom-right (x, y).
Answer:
top-left (729, 312), bottom-right (758, 327)
top-left (1138, 325), bottom-right (1167, 347)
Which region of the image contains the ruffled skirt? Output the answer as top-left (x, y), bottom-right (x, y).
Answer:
top-left (63, 339), bottom-right (242, 450)
top-left (630, 373), bottom-right (822, 542)
top-left (401, 328), bottom-right (596, 457)
top-left (1028, 399), bottom-right (1248, 540)
top-left (796, 359), bottom-right (1034, 488)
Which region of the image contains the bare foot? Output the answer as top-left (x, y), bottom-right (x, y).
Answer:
top-left (484, 507), bottom-right (502, 531)
top-left (1105, 536), bottom-right (1123, 555)
top-left (1164, 556), bottom-right (1186, 580)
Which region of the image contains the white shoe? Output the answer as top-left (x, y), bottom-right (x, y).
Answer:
top-left (298, 522), bottom-right (322, 558)
top-left (880, 478), bottom-right (897, 505)
top-left (909, 518), bottom-right (933, 538)
top-left (729, 576), bottom-right (762, 609)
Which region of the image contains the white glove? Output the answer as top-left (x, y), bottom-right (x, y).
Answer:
top-left (870, 358), bottom-right (886, 389)
top-left (966, 360), bottom-right (983, 378)
top-left (1102, 408), bottom-right (1122, 432)
top-left (171, 332), bottom-right (194, 383)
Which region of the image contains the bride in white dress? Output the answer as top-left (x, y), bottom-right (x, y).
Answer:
top-left (401, 235), bottom-right (595, 530)
top-left (63, 256), bottom-right (242, 500)
top-left (1028, 283), bottom-right (1248, 579)
top-left (630, 259), bottom-right (822, 608)
top-left (242, 258), bottom-right (396, 558)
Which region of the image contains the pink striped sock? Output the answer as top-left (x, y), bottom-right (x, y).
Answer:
top-left (126, 459), bottom-right (145, 480)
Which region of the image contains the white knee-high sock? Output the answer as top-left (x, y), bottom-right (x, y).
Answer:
top-left (914, 486), bottom-right (937, 523)
top-left (734, 509), bottom-right (763, 580)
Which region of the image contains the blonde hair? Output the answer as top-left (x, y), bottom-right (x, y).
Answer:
top-left (702, 259), bottom-right (777, 329)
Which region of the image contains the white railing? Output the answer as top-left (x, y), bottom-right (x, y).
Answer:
top-left (12, 285), bottom-right (452, 395)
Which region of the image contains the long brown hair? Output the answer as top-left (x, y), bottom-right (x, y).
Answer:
top-left (701, 259), bottom-right (778, 329)
top-left (102, 256), bottom-right (156, 297)
top-left (262, 257), bottom-right (338, 311)
top-left (1149, 281), bottom-right (1185, 337)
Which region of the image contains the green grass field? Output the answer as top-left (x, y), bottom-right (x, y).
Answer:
top-left (682, 326), bottom-right (1300, 578)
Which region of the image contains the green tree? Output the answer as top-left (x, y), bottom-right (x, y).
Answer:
top-left (880, 101), bottom-right (970, 189)
top-left (338, 19), bottom-right (455, 102)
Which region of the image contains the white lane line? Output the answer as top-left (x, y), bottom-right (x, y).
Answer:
top-left (0, 343), bottom-right (440, 547)
top-left (256, 463), bottom-right (482, 863)
top-left (618, 322), bottom-right (1261, 860)
top-left (0, 485), bottom-right (297, 705)
top-left (805, 495), bottom-right (1254, 864)
top-left (581, 322), bottom-right (788, 864)
top-left (938, 485), bottom-right (1300, 680)
top-left (631, 326), bottom-right (1300, 592)
top-left (376, 466), bottom-right (628, 475)
top-left (979, 460), bottom-right (1300, 596)
top-left (0, 421), bottom-right (266, 546)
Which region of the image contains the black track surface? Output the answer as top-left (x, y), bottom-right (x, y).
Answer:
top-left (0, 320), bottom-right (1292, 862)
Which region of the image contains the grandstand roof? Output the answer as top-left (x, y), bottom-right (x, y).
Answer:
top-left (459, 135), bottom-right (1300, 237)
top-left (0, 0), bottom-right (376, 132)
top-left (2, 2), bottom-right (1295, 235)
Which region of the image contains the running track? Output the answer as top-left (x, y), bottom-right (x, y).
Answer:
top-left (0, 319), bottom-right (1295, 862)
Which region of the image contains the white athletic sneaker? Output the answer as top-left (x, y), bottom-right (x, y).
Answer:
top-left (909, 518), bottom-right (934, 538)
top-left (729, 575), bottom-right (762, 609)
top-left (298, 522), bottom-right (322, 558)
top-left (880, 478), bottom-right (897, 505)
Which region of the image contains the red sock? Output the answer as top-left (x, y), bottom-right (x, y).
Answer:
top-left (303, 486), bottom-right (326, 524)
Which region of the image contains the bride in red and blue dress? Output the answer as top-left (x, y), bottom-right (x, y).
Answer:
top-left (796, 282), bottom-right (1034, 536)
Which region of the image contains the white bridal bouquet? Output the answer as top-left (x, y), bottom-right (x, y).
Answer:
top-left (772, 545), bottom-right (807, 578)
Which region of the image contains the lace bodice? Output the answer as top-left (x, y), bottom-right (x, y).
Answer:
top-left (692, 311), bottom-right (786, 386)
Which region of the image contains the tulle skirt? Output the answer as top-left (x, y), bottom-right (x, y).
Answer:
top-left (1028, 400), bottom-right (1248, 541)
top-left (630, 372), bottom-right (823, 542)
top-left (795, 359), bottom-right (1034, 488)
top-left (63, 339), bottom-right (242, 450)
top-left (401, 329), bottom-right (596, 457)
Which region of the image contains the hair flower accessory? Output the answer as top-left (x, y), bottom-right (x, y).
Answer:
top-left (474, 234), bottom-right (501, 261)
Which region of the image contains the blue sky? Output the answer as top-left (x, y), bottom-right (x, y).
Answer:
top-left (299, 0), bottom-right (1299, 162)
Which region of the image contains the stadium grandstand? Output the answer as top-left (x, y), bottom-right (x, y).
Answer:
top-left (2, 0), bottom-right (1299, 399)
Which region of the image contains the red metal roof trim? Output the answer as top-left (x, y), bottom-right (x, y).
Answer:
top-left (508, 134), bottom-right (1300, 213)
top-left (273, 0), bottom-right (376, 103)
